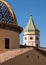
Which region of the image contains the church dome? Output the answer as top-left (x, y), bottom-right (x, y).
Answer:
top-left (0, 0), bottom-right (23, 33)
top-left (0, 0), bottom-right (17, 25)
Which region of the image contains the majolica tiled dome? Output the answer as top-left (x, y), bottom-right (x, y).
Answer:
top-left (0, 0), bottom-right (23, 33)
top-left (0, 0), bottom-right (17, 24)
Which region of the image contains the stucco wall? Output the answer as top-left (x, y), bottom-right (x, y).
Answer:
top-left (23, 35), bottom-right (36, 46)
top-left (0, 29), bottom-right (19, 49)
top-left (23, 34), bottom-right (40, 47)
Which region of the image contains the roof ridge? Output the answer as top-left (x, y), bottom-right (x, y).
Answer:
top-left (0, 48), bottom-right (33, 63)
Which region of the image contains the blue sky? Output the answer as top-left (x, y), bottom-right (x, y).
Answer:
top-left (6, 0), bottom-right (46, 47)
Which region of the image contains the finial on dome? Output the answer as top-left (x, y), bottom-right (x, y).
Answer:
top-left (30, 15), bottom-right (32, 18)
top-left (30, 15), bottom-right (32, 16)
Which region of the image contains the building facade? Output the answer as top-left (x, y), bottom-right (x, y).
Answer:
top-left (23, 16), bottom-right (40, 47)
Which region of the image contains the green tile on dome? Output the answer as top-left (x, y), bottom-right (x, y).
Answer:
top-left (24, 16), bottom-right (39, 32)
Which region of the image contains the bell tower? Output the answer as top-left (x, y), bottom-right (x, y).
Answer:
top-left (23, 16), bottom-right (40, 47)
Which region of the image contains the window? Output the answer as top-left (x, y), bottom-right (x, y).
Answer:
top-left (37, 56), bottom-right (39, 59)
top-left (25, 43), bottom-right (26, 46)
top-left (25, 37), bottom-right (27, 40)
top-left (30, 37), bottom-right (33, 40)
top-left (5, 38), bottom-right (10, 49)
top-left (36, 37), bottom-right (39, 40)
top-left (26, 55), bottom-right (29, 58)
top-left (36, 44), bottom-right (39, 47)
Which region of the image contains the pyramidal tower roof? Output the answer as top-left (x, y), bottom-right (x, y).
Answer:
top-left (24, 16), bottom-right (39, 32)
